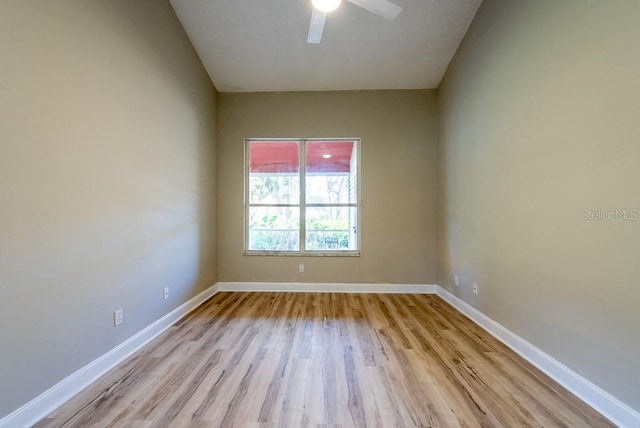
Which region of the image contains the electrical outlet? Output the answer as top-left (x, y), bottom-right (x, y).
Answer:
top-left (454, 275), bottom-right (459, 287)
top-left (473, 282), bottom-right (479, 294)
top-left (114, 309), bottom-right (124, 326)
top-left (163, 287), bottom-right (169, 300)
top-left (299, 264), bottom-right (304, 273)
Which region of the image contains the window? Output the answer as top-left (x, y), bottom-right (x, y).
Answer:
top-left (246, 138), bottom-right (360, 255)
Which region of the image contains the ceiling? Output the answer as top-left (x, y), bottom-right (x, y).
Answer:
top-left (169, 0), bottom-right (482, 92)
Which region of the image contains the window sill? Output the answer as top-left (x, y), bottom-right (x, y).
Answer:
top-left (244, 251), bottom-right (360, 257)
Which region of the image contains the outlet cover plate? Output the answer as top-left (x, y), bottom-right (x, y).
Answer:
top-left (114, 309), bottom-right (124, 326)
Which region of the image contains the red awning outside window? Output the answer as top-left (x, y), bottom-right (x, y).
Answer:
top-left (249, 140), bottom-right (354, 173)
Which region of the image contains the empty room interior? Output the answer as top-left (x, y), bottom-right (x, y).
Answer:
top-left (1, 0), bottom-right (639, 426)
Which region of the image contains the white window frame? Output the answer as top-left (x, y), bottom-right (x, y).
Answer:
top-left (244, 138), bottom-right (361, 256)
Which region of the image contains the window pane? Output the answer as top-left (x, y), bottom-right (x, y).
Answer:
top-left (306, 140), bottom-right (357, 204)
top-left (305, 207), bottom-right (357, 251)
top-left (249, 141), bottom-right (300, 204)
top-left (249, 175), bottom-right (299, 204)
top-left (248, 207), bottom-right (299, 251)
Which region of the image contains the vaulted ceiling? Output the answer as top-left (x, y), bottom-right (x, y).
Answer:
top-left (169, 0), bottom-right (482, 92)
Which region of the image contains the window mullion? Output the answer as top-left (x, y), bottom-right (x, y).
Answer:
top-left (249, 203), bottom-right (300, 207)
top-left (305, 204), bottom-right (358, 208)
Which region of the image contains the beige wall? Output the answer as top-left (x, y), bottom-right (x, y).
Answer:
top-left (0, 0), bottom-right (217, 418)
top-left (218, 91), bottom-right (437, 284)
top-left (437, 0), bottom-right (640, 411)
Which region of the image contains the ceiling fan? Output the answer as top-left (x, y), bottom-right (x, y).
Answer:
top-left (307, 0), bottom-right (402, 44)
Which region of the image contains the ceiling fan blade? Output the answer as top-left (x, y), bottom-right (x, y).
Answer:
top-left (307, 9), bottom-right (327, 44)
top-left (346, 0), bottom-right (402, 20)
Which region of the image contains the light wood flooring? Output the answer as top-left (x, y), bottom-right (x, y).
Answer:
top-left (36, 292), bottom-right (614, 427)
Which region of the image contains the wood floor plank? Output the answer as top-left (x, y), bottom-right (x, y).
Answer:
top-left (35, 293), bottom-right (615, 428)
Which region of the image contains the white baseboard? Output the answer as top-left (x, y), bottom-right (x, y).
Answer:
top-left (217, 282), bottom-right (437, 294)
top-left (436, 286), bottom-right (639, 428)
top-left (0, 284), bottom-right (219, 428)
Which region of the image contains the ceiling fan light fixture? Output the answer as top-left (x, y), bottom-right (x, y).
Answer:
top-left (312, 0), bottom-right (341, 13)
